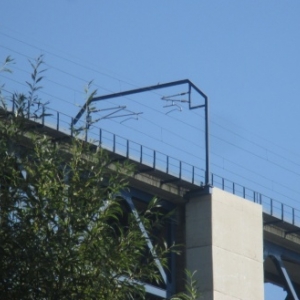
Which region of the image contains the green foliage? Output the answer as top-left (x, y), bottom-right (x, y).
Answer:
top-left (0, 56), bottom-right (198, 300)
top-left (0, 56), bottom-right (14, 109)
top-left (171, 270), bottom-right (199, 300)
top-left (0, 136), bottom-right (151, 298)
top-left (1, 54), bottom-right (49, 120)
top-left (0, 55), bottom-right (14, 73)
top-left (0, 112), bottom-right (173, 299)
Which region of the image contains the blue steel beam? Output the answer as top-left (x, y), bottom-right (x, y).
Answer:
top-left (264, 241), bottom-right (300, 265)
top-left (120, 189), bottom-right (177, 297)
top-left (265, 241), bottom-right (300, 300)
top-left (271, 257), bottom-right (299, 300)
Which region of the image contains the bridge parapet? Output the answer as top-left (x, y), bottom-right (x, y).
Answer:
top-left (2, 102), bottom-right (300, 228)
top-left (2, 105), bottom-right (300, 298)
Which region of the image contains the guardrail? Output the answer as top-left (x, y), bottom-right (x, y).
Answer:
top-left (211, 174), bottom-right (300, 227)
top-left (3, 102), bottom-right (300, 229)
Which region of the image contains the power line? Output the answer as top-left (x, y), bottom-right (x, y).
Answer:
top-left (2, 29), bottom-right (300, 206)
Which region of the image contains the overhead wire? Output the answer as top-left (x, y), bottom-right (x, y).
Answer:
top-left (3, 78), bottom-right (298, 205)
top-left (0, 31), bottom-right (297, 163)
top-left (4, 83), bottom-right (298, 204)
top-left (209, 111), bottom-right (300, 169)
top-left (2, 29), bottom-right (300, 205)
top-left (0, 51), bottom-right (203, 166)
top-left (1, 37), bottom-right (205, 142)
top-left (0, 42), bottom-right (291, 172)
top-left (189, 107), bottom-right (300, 177)
top-left (0, 30), bottom-right (140, 90)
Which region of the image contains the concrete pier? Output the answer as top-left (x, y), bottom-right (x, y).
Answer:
top-left (186, 188), bottom-right (264, 300)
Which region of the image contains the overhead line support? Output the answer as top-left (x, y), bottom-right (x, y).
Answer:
top-left (73, 79), bottom-right (210, 186)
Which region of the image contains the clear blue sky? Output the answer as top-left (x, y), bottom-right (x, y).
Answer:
top-left (2, 1), bottom-right (300, 299)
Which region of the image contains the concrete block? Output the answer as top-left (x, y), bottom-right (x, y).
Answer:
top-left (211, 189), bottom-right (263, 261)
top-left (186, 195), bottom-right (212, 248)
top-left (213, 246), bottom-right (264, 300)
top-left (185, 188), bottom-right (264, 300)
top-left (186, 246), bottom-right (213, 292)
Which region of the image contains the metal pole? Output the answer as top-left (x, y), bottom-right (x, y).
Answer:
top-left (72, 79), bottom-right (210, 186)
top-left (205, 95), bottom-right (210, 186)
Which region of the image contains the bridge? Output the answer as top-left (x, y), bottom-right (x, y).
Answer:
top-left (2, 81), bottom-right (300, 300)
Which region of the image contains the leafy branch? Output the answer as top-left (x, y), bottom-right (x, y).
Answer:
top-left (170, 270), bottom-right (199, 300)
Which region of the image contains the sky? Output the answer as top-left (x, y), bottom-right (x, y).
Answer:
top-left (1, 1), bottom-right (300, 299)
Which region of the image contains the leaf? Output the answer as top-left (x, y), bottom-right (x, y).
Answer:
top-left (36, 76), bottom-right (44, 83)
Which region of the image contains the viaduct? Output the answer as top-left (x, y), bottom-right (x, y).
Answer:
top-left (2, 80), bottom-right (300, 299)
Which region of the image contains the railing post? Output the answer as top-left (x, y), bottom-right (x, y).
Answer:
top-left (232, 182), bottom-right (235, 194)
top-left (281, 203), bottom-right (284, 221)
top-left (27, 100), bottom-right (30, 119)
top-left (140, 145), bottom-right (143, 163)
top-left (179, 161), bottom-right (182, 179)
top-left (42, 105), bottom-right (45, 126)
top-left (222, 177), bottom-right (225, 190)
top-left (71, 118), bottom-right (74, 137)
top-left (12, 97), bottom-right (15, 115)
top-left (126, 140), bottom-right (129, 158)
top-left (259, 193), bottom-right (262, 205)
top-left (243, 186), bottom-right (246, 199)
top-left (192, 166), bottom-right (195, 184)
top-left (270, 199), bottom-right (273, 216)
top-left (292, 208), bottom-right (295, 225)
top-left (113, 134), bottom-right (116, 153)
top-left (57, 112), bottom-right (59, 131)
top-left (153, 150), bottom-right (156, 169)
top-left (99, 128), bottom-right (102, 147)
top-left (166, 156), bottom-right (169, 174)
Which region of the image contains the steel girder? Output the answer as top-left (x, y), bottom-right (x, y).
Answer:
top-left (121, 188), bottom-right (176, 299)
top-left (264, 241), bottom-right (300, 300)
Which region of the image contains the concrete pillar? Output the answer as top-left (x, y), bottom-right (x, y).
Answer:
top-left (186, 187), bottom-right (264, 300)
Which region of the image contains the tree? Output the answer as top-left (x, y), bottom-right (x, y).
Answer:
top-left (0, 56), bottom-right (198, 300)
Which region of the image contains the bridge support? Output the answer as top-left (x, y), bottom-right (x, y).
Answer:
top-left (264, 241), bottom-right (300, 300)
top-left (186, 187), bottom-right (264, 299)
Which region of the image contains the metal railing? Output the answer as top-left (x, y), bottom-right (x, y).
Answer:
top-left (211, 174), bottom-right (300, 227)
top-left (3, 102), bottom-right (300, 229)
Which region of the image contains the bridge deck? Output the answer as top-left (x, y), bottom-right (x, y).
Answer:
top-left (1, 109), bottom-right (300, 295)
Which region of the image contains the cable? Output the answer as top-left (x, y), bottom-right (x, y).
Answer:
top-left (2, 29), bottom-right (300, 205)
top-left (209, 112), bottom-right (300, 169)
top-left (190, 108), bottom-right (300, 178)
top-left (2, 31), bottom-right (299, 174)
top-left (0, 30), bottom-right (139, 90)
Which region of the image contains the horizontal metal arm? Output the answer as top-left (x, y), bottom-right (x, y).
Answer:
top-left (72, 79), bottom-right (206, 126)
